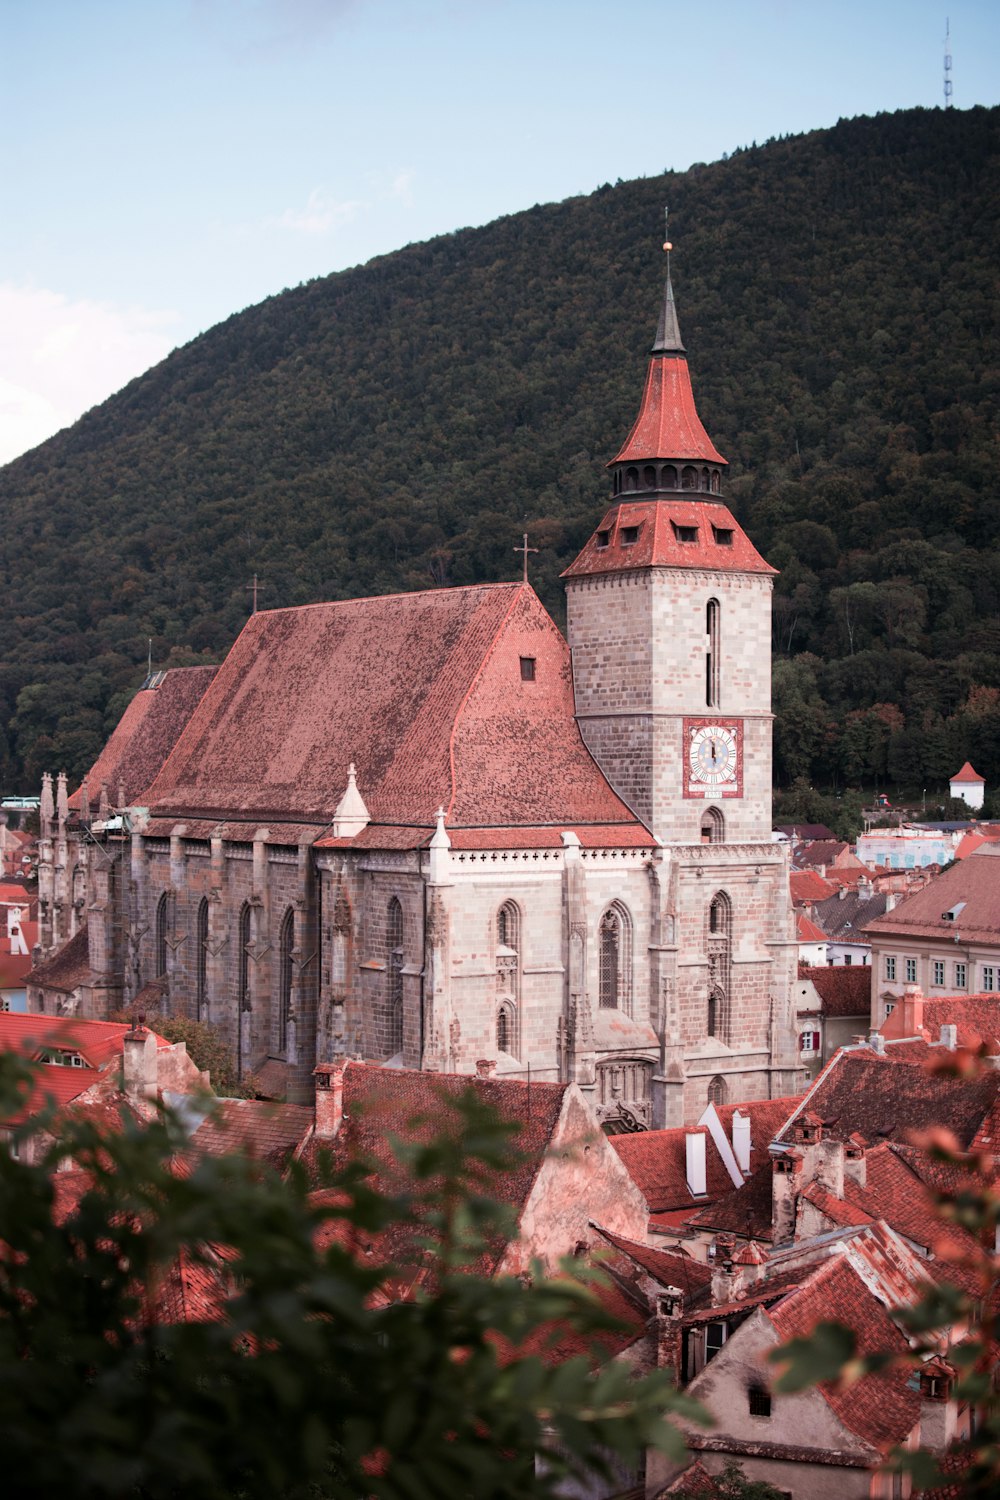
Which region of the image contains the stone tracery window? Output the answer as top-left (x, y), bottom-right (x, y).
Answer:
top-left (701, 806), bottom-right (724, 844)
top-left (599, 903), bottom-right (632, 1015)
top-left (386, 897), bottom-right (404, 1057)
top-left (496, 901), bottom-right (520, 1055)
top-left (707, 892), bottom-right (732, 1044)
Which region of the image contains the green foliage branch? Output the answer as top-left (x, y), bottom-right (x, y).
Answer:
top-left (0, 1056), bottom-right (697, 1498)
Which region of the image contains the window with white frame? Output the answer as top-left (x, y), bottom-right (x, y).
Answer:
top-left (933, 960), bottom-right (945, 986)
top-left (885, 956), bottom-right (896, 981)
top-left (905, 958), bottom-right (917, 984)
top-left (800, 1030), bottom-right (820, 1054)
top-left (955, 962), bottom-right (967, 989)
top-left (984, 967), bottom-right (996, 992)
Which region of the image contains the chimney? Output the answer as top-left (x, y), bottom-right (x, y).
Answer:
top-left (475, 1058), bottom-right (497, 1078)
top-left (939, 1024), bottom-right (958, 1050)
top-left (869, 1031), bottom-right (886, 1055)
top-left (732, 1110), bottom-right (752, 1175)
top-left (686, 1128), bottom-right (707, 1196)
top-left (123, 1026), bottom-right (158, 1109)
top-left (313, 1061), bottom-right (346, 1138)
top-left (734, 1240), bottom-right (768, 1289)
top-left (900, 984), bottom-right (925, 1037)
top-left (652, 1288), bottom-right (684, 1373)
top-left (885, 892), bottom-right (898, 912)
top-left (710, 1236), bottom-right (743, 1303)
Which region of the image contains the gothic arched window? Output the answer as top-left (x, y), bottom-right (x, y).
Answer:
top-left (599, 903), bottom-right (633, 1015)
top-left (155, 893), bottom-right (168, 979)
top-left (238, 903), bottom-right (251, 1011)
top-left (496, 901), bottom-right (520, 1055)
top-left (196, 898), bottom-right (208, 1021)
top-left (707, 1075), bottom-right (727, 1107)
top-left (662, 464), bottom-right (678, 489)
top-left (386, 897), bottom-right (404, 1057)
top-left (706, 893), bottom-right (732, 1046)
top-left (707, 987), bottom-right (725, 1037)
top-left (709, 891), bottom-right (732, 938)
top-left (278, 907), bottom-right (294, 1054)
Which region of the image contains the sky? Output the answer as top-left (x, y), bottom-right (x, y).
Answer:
top-left (2, 0), bottom-right (998, 466)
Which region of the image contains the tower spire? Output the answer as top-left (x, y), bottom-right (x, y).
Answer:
top-left (653, 206), bottom-right (685, 355)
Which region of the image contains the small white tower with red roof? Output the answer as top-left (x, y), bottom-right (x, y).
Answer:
top-left (950, 761), bottom-right (985, 811)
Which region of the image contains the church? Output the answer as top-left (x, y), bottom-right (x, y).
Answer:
top-left (30, 259), bottom-right (801, 1129)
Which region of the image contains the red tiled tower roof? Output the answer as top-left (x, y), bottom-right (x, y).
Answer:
top-left (951, 761), bottom-right (984, 784)
top-left (562, 265), bottom-right (774, 582)
top-left (612, 273), bottom-right (726, 466)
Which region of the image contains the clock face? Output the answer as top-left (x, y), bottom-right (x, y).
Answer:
top-left (684, 718), bottom-right (743, 798)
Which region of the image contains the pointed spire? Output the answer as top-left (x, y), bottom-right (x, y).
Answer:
top-left (428, 806), bottom-right (451, 885)
top-left (332, 761), bottom-right (370, 839)
top-left (652, 207), bottom-right (685, 354)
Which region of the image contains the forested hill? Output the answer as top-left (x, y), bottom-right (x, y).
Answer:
top-left (1, 105), bottom-right (998, 796)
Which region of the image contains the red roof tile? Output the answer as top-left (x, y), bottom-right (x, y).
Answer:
top-left (866, 850), bottom-right (1000, 942)
top-left (69, 666), bottom-right (218, 810)
top-left (300, 1062), bottom-right (570, 1276)
top-left (25, 925), bottom-right (91, 994)
top-left (767, 1256), bottom-right (920, 1452)
top-left (143, 584), bottom-right (642, 835)
top-left (797, 913), bottom-right (827, 942)
top-left (593, 1225), bottom-right (714, 1299)
top-left (789, 868), bottom-right (836, 906)
top-left (611, 353), bottom-right (727, 466)
top-left (562, 499), bottom-right (774, 581)
top-left (951, 762), bottom-right (984, 784)
top-left (778, 1047), bottom-right (1000, 1149)
top-left (800, 965), bottom-right (872, 1018)
top-left (0, 1013), bottom-right (170, 1123)
top-left (190, 1098), bottom-right (313, 1172)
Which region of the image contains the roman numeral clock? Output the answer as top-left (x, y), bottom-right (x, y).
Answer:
top-left (683, 718), bottom-right (743, 798)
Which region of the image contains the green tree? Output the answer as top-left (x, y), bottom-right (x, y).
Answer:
top-left (0, 1055), bottom-right (696, 1499)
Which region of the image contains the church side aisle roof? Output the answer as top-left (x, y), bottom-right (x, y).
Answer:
top-left (143, 581), bottom-right (646, 837)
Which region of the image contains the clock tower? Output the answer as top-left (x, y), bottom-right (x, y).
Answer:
top-left (563, 244), bottom-right (800, 1121)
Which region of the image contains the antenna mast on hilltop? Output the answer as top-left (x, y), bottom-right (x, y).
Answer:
top-left (944, 18), bottom-right (953, 108)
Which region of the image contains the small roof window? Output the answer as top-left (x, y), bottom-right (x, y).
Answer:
top-left (596, 529), bottom-right (611, 549)
top-left (672, 522), bottom-right (698, 544)
top-left (620, 525), bottom-right (641, 547)
top-left (520, 656), bottom-right (536, 682)
top-left (712, 526), bottom-right (733, 546)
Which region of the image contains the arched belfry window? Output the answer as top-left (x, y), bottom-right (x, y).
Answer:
top-left (155, 892), bottom-right (168, 979)
top-left (599, 903), bottom-right (633, 1016)
top-left (706, 599), bottom-right (720, 708)
top-left (496, 901), bottom-right (520, 1056)
top-left (701, 806), bottom-right (725, 844)
top-left (196, 898), bottom-right (208, 1020)
top-left (709, 892), bottom-right (732, 938)
top-left (386, 897), bottom-right (404, 1057)
top-left (278, 907), bottom-right (294, 1055)
top-left (707, 1075), bottom-right (728, 1107)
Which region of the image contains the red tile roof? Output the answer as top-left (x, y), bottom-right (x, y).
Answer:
top-left (300, 1062), bottom-right (570, 1276)
top-left (611, 353), bottom-right (727, 466)
top-left (778, 1047), bottom-right (1000, 1149)
top-left (951, 762), bottom-right (984, 784)
top-left (789, 868), bottom-right (836, 906)
top-left (796, 913), bottom-right (827, 943)
top-left (866, 850), bottom-right (1000, 942)
top-left (593, 1225), bottom-right (714, 1299)
top-left (25, 925), bottom-right (92, 994)
top-left (612, 1097), bottom-right (801, 1216)
top-left (766, 1255), bottom-right (920, 1452)
top-left (800, 964), bottom-right (871, 1018)
top-left (69, 666), bottom-right (218, 810)
top-left (143, 584), bottom-right (643, 836)
top-left (190, 1098), bottom-right (313, 1172)
top-left (0, 1013), bottom-right (170, 1123)
top-left (685, 1160), bottom-right (775, 1241)
top-left (562, 499), bottom-right (774, 581)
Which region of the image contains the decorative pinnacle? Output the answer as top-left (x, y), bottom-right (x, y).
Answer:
top-left (652, 204), bottom-right (686, 356)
